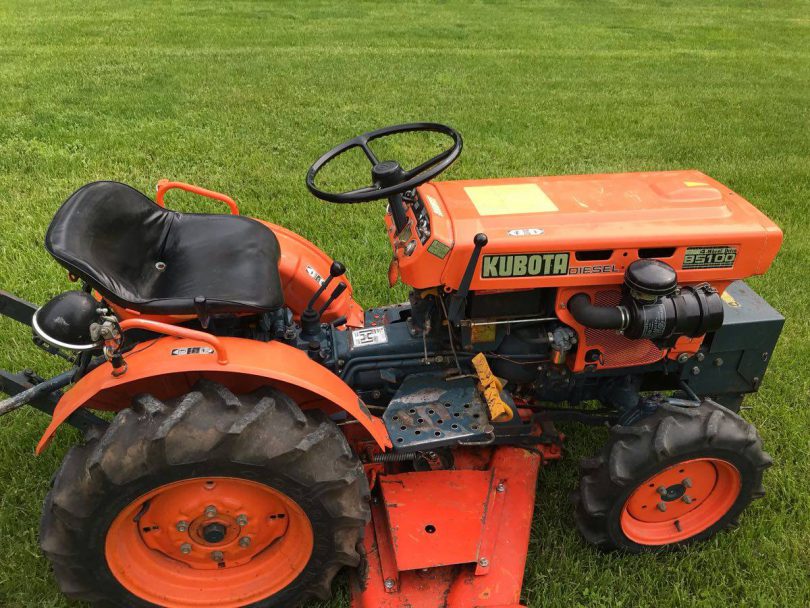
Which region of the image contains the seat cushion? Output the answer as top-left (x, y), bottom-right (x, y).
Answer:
top-left (46, 181), bottom-right (283, 315)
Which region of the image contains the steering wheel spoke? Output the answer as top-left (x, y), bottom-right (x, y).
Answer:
top-left (306, 122), bottom-right (463, 204)
top-left (356, 138), bottom-right (380, 166)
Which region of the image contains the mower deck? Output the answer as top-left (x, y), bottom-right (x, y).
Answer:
top-left (352, 439), bottom-right (563, 608)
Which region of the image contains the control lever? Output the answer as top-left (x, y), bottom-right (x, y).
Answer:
top-left (301, 262), bottom-right (346, 337)
top-left (446, 233), bottom-right (487, 323)
top-left (318, 282), bottom-right (347, 316)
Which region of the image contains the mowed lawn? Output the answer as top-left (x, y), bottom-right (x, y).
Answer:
top-left (0, 1), bottom-right (808, 606)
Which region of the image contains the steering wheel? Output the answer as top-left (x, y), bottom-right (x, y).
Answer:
top-left (306, 122), bottom-right (463, 205)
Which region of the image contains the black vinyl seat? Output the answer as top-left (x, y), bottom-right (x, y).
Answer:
top-left (45, 181), bottom-right (284, 315)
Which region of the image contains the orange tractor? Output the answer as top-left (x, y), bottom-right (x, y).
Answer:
top-left (0, 124), bottom-right (783, 607)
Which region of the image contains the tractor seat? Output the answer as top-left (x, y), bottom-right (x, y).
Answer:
top-left (45, 181), bottom-right (283, 316)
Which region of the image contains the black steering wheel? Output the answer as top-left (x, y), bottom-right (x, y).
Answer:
top-left (306, 122), bottom-right (463, 206)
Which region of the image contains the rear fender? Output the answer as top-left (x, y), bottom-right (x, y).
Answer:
top-left (260, 221), bottom-right (364, 327)
top-left (36, 337), bottom-right (391, 454)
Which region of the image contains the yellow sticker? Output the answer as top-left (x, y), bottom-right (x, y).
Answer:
top-left (721, 291), bottom-right (740, 308)
top-left (684, 181), bottom-right (709, 187)
top-left (464, 183), bottom-right (558, 216)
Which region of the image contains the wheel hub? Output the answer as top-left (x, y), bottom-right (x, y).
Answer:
top-left (202, 522), bottom-right (228, 544)
top-left (659, 483), bottom-right (687, 502)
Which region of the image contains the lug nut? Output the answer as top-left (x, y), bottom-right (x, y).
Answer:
top-left (205, 505), bottom-right (217, 519)
top-left (176, 520), bottom-right (189, 533)
top-left (239, 536), bottom-right (251, 548)
top-left (682, 477), bottom-right (693, 488)
top-left (180, 543), bottom-right (192, 555)
top-left (657, 502), bottom-right (667, 512)
top-left (656, 486), bottom-right (667, 496)
top-left (211, 550), bottom-right (224, 562)
top-left (682, 495), bottom-right (694, 504)
top-left (236, 514), bottom-right (248, 526)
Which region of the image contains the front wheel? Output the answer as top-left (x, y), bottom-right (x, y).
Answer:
top-left (40, 380), bottom-right (369, 607)
top-left (573, 400), bottom-right (771, 552)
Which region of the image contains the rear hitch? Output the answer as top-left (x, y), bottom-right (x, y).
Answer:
top-left (0, 290), bottom-right (36, 326)
top-left (0, 369), bottom-right (75, 417)
top-left (0, 369), bottom-right (107, 434)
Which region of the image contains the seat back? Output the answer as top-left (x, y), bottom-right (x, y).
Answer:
top-left (46, 181), bottom-right (283, 315)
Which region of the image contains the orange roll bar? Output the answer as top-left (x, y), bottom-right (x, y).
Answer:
top-left (155, 179), bottom-right (240, 215)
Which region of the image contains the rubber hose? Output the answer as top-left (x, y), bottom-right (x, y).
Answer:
top-left (568, 293), bottom-right (627, 330)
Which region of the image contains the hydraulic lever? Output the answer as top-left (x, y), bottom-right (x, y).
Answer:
top-left (300, 261), bottom-right (346, 337)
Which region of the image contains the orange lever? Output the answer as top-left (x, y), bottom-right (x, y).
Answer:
top-left (119, 319), bottom-right (229, 364)
top-left (156, 179), bottom-right (240, 215)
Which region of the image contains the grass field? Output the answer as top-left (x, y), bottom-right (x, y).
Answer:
top-left (0, 1), bottom-right (808, 606)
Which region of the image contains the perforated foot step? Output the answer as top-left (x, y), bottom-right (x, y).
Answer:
top-left (383, 373), bottom-right (493, 451)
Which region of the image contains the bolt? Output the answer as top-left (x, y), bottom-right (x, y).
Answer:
top-left (176, 520), bottom-right (189, 533)
top-left (677, 353), bottom-right (690, 364)
top-left (479, 558), bottom-right (489, 568)
top-left (691, 366), bottom-right (701, 376)
top-left (496, 483), bottom-right (506, 493)
top-left (762, 352), bottom-right (769, 362)
top-left (205, 505), bottom-right (217, 519)
top-left (236, 514), bottom-right (248, 527)
top-left (211, 550), bottom-right (224, 562)
top-left (682, 495), bottom-right (693, 504)
top-left (714, 357), bottom-right (724, 367)
top-left (696, 352), bottom-right (705, 362)
top-left (657, 502), bottom-right (667, 512)
top-left (180, 543), bottom-right (192, 554)
top-left (239, 536), bottom-right (251, 548)
top-left (384, 578), bottom-right (396, 590)
top-left (682, 477), bottom-right (693, 488)
top-left (656, 486), bottom-right (667, 496)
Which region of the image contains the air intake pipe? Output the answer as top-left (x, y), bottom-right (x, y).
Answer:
top-left (567, 259), bottom-right (724, 341)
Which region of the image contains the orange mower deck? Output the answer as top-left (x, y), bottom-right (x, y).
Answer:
top-left (351, 438), bottom-right (563, 608)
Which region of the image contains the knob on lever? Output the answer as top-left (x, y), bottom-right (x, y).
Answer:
top-left (301, 261), bottom-right (346, 337)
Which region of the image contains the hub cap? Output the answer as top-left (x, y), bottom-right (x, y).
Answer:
top-left (620, 458), bottom-right (741, 545)
top-left (105, 477), bottom-right (313, 607)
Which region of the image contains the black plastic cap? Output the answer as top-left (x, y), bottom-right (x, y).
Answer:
top-left (624, 259), bottom-right (678, 298)
top-left (474, 233), bottom-right (488, 247)
top-left (371, 161), bottom-right (405, 187)
top-left (330, 261), bottom-right (347, 277)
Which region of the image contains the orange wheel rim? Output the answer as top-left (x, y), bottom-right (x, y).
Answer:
top-left (105, 477), bottom-right (314, 608)
top-left (620, 458), bottom-right (741, 545)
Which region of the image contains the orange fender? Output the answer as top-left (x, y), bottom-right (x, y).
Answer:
top-left (36, 336), bottom-right (391, 454)
top-left (261, 221), bottom-right (364, 327)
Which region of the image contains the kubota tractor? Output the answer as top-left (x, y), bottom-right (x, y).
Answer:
top-left (0, 123), bottom-right (783, 608)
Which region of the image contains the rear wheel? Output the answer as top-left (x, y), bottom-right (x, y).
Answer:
top-left (40, 380), bottom-right (369, 607)
top-left (573, 400), bottom-right (771, 552)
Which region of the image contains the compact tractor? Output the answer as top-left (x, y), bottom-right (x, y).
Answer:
top-left (0, 124), bottom-right (783, 607)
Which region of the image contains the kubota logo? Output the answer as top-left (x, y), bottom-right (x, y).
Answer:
top-left (481, 253), bottom-right (569, 278)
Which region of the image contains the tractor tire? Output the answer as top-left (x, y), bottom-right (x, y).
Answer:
top-left (39, 379), bottom-right (370, 608)
top-left (573, 400), bottom-right (771, 552)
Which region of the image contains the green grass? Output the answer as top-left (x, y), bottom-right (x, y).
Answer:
top-left (0, 0), bottom-right (808, 606)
